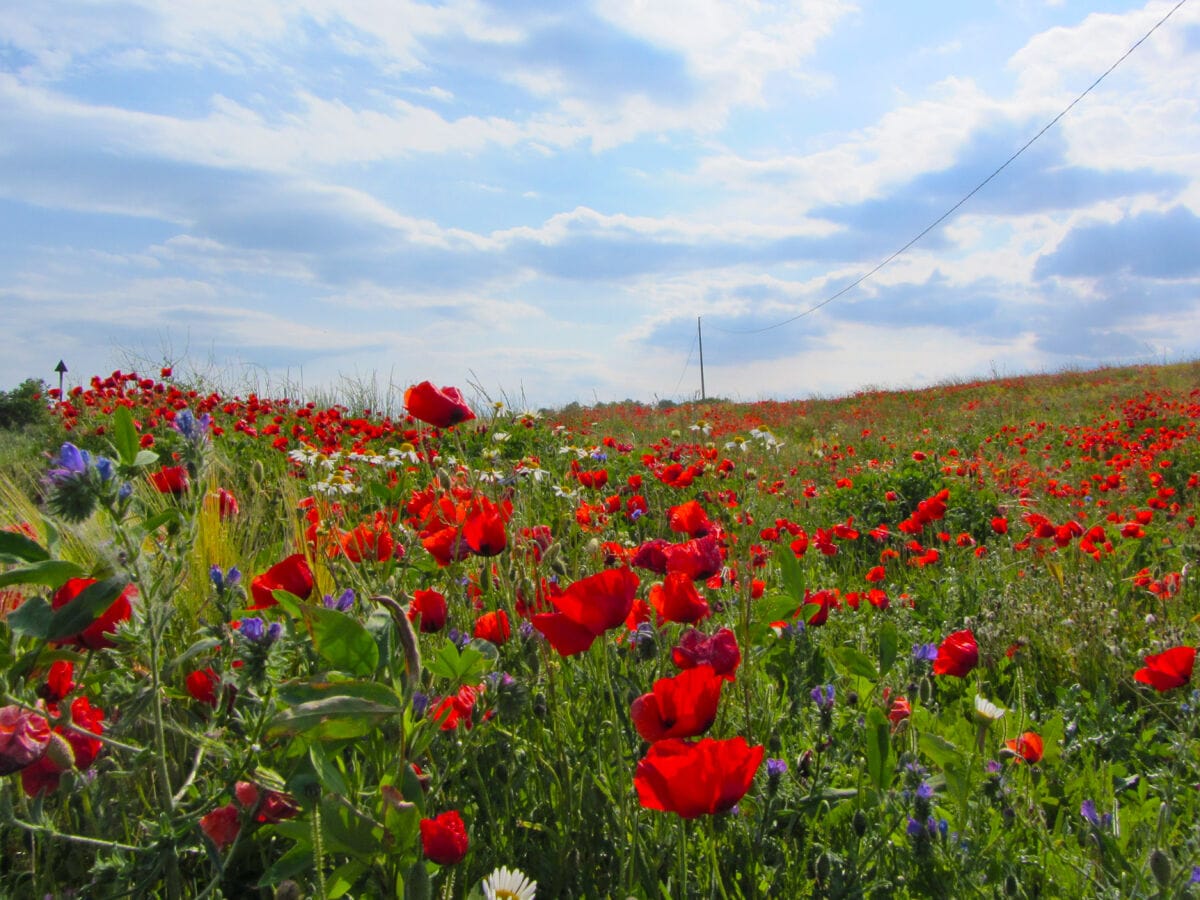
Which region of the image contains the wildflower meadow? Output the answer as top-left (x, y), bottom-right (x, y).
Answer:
top-left (0, 361), bottom-right (1198, 898)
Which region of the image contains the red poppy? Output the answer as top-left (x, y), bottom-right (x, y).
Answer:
top-left (462, 497), bottom-right (509, 557)
top-left (234, 781), bottom-right (301, 824)
top-left (532, 567), bottom-right (640, 657)
top-left (148, 465), bottom-right (189, 495)
top-left (649, 572), bottom-right (711, 625)
top-left (671, 627), bottom-right (741, 680)
top-left (933, 629), bottom-right (979, 678)
top-left (430, 684), bottom-right (481, 731)
top-left (249, 553), bottom-right (315, 610)
top-left (888, 697), bottom-right (912, 726)
top-left (668, 500), bottom-right (713, 537)
top-left (1134, 645), bottom-right (1195, 691)
top-left (44, 660), bottom-right (75, 702)
top-left (634, 736), bottom-right (764, 818)
top-left (473, 609), bottom-right (511, 645)
top-left (19, 696), bottom-right (105, 797)
top-left (665, 535), bottom-right (723, 581)
top-left (185, 668), bottom-right (220, 708)
top-left (1004, 731), bottom-right (1044, 764)
top-left (420, 810), bottom-right (469, 864)
top-left (200, 804), bottom-right (241, 851)
top-left (0, 705), bottom-right (50, 775)
top-left (408, 589), bottom-right (448, 633)
top-left (50, 577), bottom-right (137, 650)
top-left (630, 665), bottom-right (724, 742)
top-left (206, 487), bottom-right (239, 518)
top-left (404, 382), bottom-right (475, 429)
top-left (630, 538), bottom-right (672, 574)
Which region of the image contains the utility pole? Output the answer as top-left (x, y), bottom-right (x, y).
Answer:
top-left (697, 317), bottom-right (706, 401)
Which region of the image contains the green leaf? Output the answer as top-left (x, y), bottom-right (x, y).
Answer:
top-left (165, 638), bottom-right (222, 675)
top-left (919, 732), bottom-right (969, 814)
top-left (265, 695), bottom-right (403, 741)
top-left (775, 544), bottom-right (805, 600)
top-left (830, 645), bottom-right (878, 682)
top-left (425, 640), bottom-right (489, 685)
top-left (304, 605), bottom-right (380, 676)
top-left (45, 577), bottom-right (128, 642)
top-left (309, 743), bottom-right (349, 796)
top-left (6, 596), bottom-right (54, 639)
top-left (111, 405), bottom-right (140, 467)
top-left (0, 530), bottom-right (50, 564)
top-left (255, 844), bottom-right (314, 889)
top-left (0, 559), bottom-right (84, 590)
top-left (133, 449), bottom-right (159, 469)
top-left (877, 619), bottom-right (898, 679)
top-left (276, 678), bottom-right (403, 710)
top-left (864, 706), bottom-right (892, 791)
top-left (327, 860), bottom-right (367, 899)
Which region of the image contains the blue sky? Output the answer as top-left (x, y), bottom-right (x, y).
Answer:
top-left (2, 1), bottom-right (1198, 409)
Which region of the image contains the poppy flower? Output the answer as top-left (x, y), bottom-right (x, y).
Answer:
top-left (200, 804), bottom-right (241, 851)
top-left (0, 705), bottom-right (51, 775)
top-left (185, 668), bottom-right (220, 708)
top-left (50, 577), bottom-right (136, 650)
top-left (19, 696), bottom-right (105, 796)
top-left (148, 465), bottom-right (189, 495)
top-left (671, 627), bottom-right (740, 680)
top-left (405, 382), bottom-right (475, 429)
top-left (420, 810), bottom-right (469, 864)
top-left (430, 684), bottom-right (481, 731)
top-left (1134, 645), bottom-right (1195, 691)
top-left (408, 589), bottom-right (448, 633)
top-left (1004, 731), bottom-right (1044, 764)
top-left (933, 629), bottom-right (978, 678)
top-left (532, 567), bottom-right (639, 657)
top-left (474, 609), bottom-right (511, 645)
top-left (630, 665), bottom-right (723, 743)
top-left (249, 553), bottom-right (315, 610)
top-left (462, 497), bottom-right (509, 557)
top-left (44, 660), bottom-right (75, 702)
top-left (665, 535), bottom-right (723, 581)
top-left (630, 538), bottom-right (672, 574)
top-left (649, 572), bottom-right (711, 625)
top-left (668, 500), bottom-right (713, 538)
top-left (634, 736), bottom-right (764, 818)
top-left (887, 697), bottom-right (912, 726)
top-left (234, 781), bottom-right (301, 824)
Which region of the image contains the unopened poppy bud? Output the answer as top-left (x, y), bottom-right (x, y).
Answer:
top-left (44, 732), bottom-right (75, 771)
top-left (1149, 849), bottom-right (1171, 888)
top-left (852, 809), bottom-right (868, 837)
top-left (275, 880), bottom-right (302, 900)
top-left (436, 468), bottom-right (452, 491)
top-left (797, 749), bottom-right (814, 778)
top-left (814, 852), bottom-right (832, 882)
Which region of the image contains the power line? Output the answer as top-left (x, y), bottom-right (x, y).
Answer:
top-left (669, 329), bottom-right (698, 398)
top-left (715, 0), bottom-right (1190, 336)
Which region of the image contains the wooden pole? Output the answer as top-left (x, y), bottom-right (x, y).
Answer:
top-left (697, 317), bottom-right (706, 401)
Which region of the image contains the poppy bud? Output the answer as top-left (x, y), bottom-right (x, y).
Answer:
top-left (852, 809), bottom-right (868, 837)
top-left (44, 732), bottom-right (75, 771)
top-left (1149, 849), bottom-right (1171, 888)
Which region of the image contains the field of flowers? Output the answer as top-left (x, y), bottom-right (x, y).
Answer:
top-left (0, 361), bottom-right (1198, 898)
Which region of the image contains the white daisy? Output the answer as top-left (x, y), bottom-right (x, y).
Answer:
top-left (481, 865), bottom-right (537, 900)
top-left (974, 694), bottom-right (1006, 722)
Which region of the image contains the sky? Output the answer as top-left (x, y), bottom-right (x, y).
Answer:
top-left (2, 1), bottom-right (1199, 410)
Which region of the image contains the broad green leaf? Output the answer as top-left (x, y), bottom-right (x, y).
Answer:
top-left (309, 743), bottom-right (350, 796)
top-left (166, 637), bottom-right (222, 675)
top-left (830, 645), bottom-right (878, 682)
top-left (133, 449), bottom-right (159, 469)
top-left (6, 597), bottom-right (54, 640)
top-left (327, 860), bottom-right (367, 899)
top-left (46, 577), bottom-right (128, 642)
top-left (272, 589), bottom-right (379, 676)
top-left (0, 559), bottom-right (84, 590)
top-left (0, 530), bottom-right (50, 564)
top-left (775, 544), bottom-right (805, 600)
top-left (304, 605), bottom-right (379, 676)
top-left (111, 405), bottom-right (140, 467)
top-left (425, 640), bottom-right (489, 685)
top-left (877, 619), bottom-right (898, 679)
top-left (864, 706), bottom-right (892, 791)
top-left (276, 678), bottom-right (403, 710)
top-left (265, 695), bottom-right (403, 740)
top-left (255, 844), bottom-right (313, 889)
